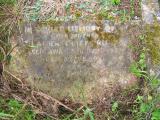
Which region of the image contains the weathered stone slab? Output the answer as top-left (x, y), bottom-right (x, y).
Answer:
top-left (11, 21), bottom-right (136, 101)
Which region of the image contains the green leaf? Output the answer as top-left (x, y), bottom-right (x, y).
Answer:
top-left (88, 110), bottom-right (94, 120)
top-left (100, 0), bottom-right (111, 7)
top-left (112, 0), bottom-right (121, 5)
top-left (150, 76), bottom-right (160, 88)
top-left (140, 53), bottom-right (145, 59)
top-left (136, 95), bottom-right (143, 103)
top-left (84, 107), bottom-right (94, 120)
top-left (65, 2), bottom-right (71, 11)
top-left (0, 112), bottom-right (14, 118)
top-left (152, 109), bottom-right (160, 120)
top-left (138, 59), bottom-right (145, 65)
top-left (139, 35), bottom-right (145, 41)
top-left (79, 4), bottom-right (86, 9)
top-left (112, 102), bottom-right (118, 112)
top-left (140, 103), bottom-right (150, 113)
top-left (129, 63), bottom-right (143, 77)
top-left (28, 45), bottom-right (39, 48)
top-left (8, 99), bottom-right (22, 109)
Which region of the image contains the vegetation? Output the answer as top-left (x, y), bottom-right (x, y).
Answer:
top-left (0, 0), bottom-right (160, 120)
top-left (0, 0), bottom-right (16, 5)
top-left (129, 34), bottom-right (160, 120)
top-left (0, 98), bottom-right (35, 120)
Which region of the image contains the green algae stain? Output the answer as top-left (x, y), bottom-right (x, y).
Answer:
top-left (86, 31), bottom-right (120, 49)
top-left (95, 21), bottom-right (120, 45)
top-left (86, 35), bottom-right (100, 49)
top-left (84, 20), bottom-right (120, 49)
top-left (96, 30), bottom-right (120, 44)
top-left (145, 23), bottom-right (160, 65)
top-left (38, 20), bottom-right (62, 29)
top-left (39, 20), bottom-right (120, 49)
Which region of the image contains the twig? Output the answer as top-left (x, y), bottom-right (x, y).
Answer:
top-left (12, 94), bottom-right (59, 120)
top-left (65, 105), bottom-right (84, 119)
top-left (6, 44), bottom-right (19, 57)
top-left (14, 103), bottom-right (27, 120)
top-left (3, 69), bottom-right (24, 88)
top-left (33, 91), bottom-right (74, 112)
top-left (31, 91), bottom-right (42, 110)
top-left (35, 111), bottom-right (59, 120)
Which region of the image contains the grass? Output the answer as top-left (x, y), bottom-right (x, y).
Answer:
top-left (0, 97), bottom-right (55, 120)
top-left (61, 106), bottom-right (94, 120)
top-left (0, 0), bottom-right (24, 65)
top-left (0, 97), bottom-right (35, 120)
top-left (0, 96), bottom-right (95, 120)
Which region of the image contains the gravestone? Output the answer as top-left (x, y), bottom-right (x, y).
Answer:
top-left (11, 21), bottom-right (136, 101)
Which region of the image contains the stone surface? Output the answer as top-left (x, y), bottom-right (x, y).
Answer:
top-left (11, 21), bottom-right (137, 101)
top-left (142, 0), bottom-right (160, 86)
top-left (142, 0), bottom-right (160, 24)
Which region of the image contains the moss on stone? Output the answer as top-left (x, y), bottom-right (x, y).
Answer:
top-left (145, 23), bottom-right (160, 64)
top-left (95, 21), bottom-right (120, 44)
top-left (39, 20), bottom-right (62, 29)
